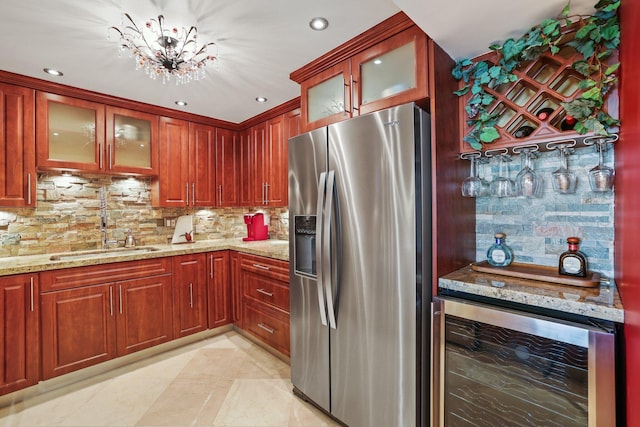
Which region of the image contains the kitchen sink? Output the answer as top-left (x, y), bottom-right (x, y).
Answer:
top-left (49, 246), bottom-right (161, 261)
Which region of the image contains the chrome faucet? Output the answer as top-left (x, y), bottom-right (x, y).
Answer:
top-left (100, 187), bottom-right (117, 249)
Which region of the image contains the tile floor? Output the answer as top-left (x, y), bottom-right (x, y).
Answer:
top-left (0, 331), bottom-right (340, 427)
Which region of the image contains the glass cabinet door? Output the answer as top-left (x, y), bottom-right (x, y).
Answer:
top-left (36, 92), bottom-right (104, 172)
top-left (352, 26), bottom-right (428, 116)
top-left (106, 107), bottom-right (158, 175)
top-left (301, 62), bottom-right (351, 132)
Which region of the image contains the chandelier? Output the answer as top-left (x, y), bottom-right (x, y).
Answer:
top-left (109, 14), bottom-right (217, 85)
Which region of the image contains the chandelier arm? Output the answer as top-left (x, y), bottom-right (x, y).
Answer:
top-left (176, 26), bottom-right (198, 59)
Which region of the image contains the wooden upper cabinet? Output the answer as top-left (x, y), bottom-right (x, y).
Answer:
top-left (215, 127), bottom-right (240, 207)
top-left (106, 106), bottom-right (159, 175)
top-left (293, 15), bottom-right (430, 132)
top-left (238, 129), bottom-right (253, 207)
top-left (266, 114), bottom-right (287, 206)
top-left (190, 123), bottom-right (217, 207)
top-left (0, 83), bottom-right (36, 207)
top-left (36, 92), bottom-right (104, 172)
top-left (284, 108), bottom-right (301, 141)
top-left (154, 117), bottom-right (189, 207)
top-left (36, 92), bottom-right (159, 175)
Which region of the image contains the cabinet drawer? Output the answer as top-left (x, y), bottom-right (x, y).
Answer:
top-left (244, 271), bottom-right (289, 313)
top-left (40, 258), bottom-right (172, 292)
top-left (240, 253), bottom-right (289, 282)
top-left (244, 302), bottom-right (290, 356)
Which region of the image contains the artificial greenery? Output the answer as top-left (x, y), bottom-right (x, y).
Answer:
top-left (452, 0), bottom-right (620, 150)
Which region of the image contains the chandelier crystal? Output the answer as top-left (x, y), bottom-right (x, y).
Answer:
top-left (109, 14), bottom-right (217, 85)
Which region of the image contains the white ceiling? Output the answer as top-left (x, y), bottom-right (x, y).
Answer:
top-left (0, 0), bottom-right (597, 124)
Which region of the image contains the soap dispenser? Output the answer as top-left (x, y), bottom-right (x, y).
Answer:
top-left (124, 229), bottom-right (136, 248)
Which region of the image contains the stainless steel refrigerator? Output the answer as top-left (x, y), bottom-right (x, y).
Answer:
top-left (288, 102), bottom-right (431, 427)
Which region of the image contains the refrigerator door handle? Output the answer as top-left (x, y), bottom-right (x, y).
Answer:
top-left (323, 170), bottom-right (337, 329)
top-left (315, 171), bottom-right (328, 326)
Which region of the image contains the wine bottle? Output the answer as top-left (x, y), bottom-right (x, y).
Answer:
top-left (561, 115), bottom-right (576, 131)
top-left (513, 125), bottom-right (534, 138)
top-left (558, 237), bottom-right (588, 277)
top-left (487, 233), bottom-right (514, 267)
top-left (536, 107), bottom-right (554, 121)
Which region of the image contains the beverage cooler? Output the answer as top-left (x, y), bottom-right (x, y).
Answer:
top-left (431, 296), bottom-right (616, 427)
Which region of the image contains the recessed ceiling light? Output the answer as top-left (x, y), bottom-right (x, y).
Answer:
top-left (175, 100), bottom-right (188, 106)
top-left (374, 59), bottom-right (383, 65)
top-left (256, 96), bottom-right (268, 103)
top-left (309, 17), bottom-right (329, 31)
top-left (44, 68), bottom-right (63, 77)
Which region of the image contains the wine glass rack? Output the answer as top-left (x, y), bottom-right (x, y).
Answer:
top-left (458, 29), bottom-right (618, 154)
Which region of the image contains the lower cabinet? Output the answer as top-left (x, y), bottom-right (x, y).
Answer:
top-left (172, 254), bottom-right (208, 338)
top-left (230, 251), bottom-right (243, 327)
top-left (208, 251), bottom-right (231, 328)
top-left (0, 273), bottom-right (39, 395)
top-left (238, 253), bottom-right (290, 355)
top-left (40, 258), bottom-right (172, 379)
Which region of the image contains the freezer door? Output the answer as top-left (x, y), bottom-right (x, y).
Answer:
top-left (288, 128), bottom-right (331, 412)
top-left (327, 103), bottom-right (426, 426)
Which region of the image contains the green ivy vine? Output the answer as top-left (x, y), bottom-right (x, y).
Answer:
top-left (452, 0), bottom-right (620, 150)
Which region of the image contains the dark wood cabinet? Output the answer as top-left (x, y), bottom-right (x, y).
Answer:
top-left (36, 92), bottom-right (159, 175)
top-left (154, 117), bottom-right (190, 207)
top-left (0, 274), bottom-right (39, 394)
top-left (40, 258), bottom-right (172, 378)
top-left (189, 123), bottom-right (217, 207)
top-left (294, 20), bottom-right (429, 132)
top-left (0, 83), bottom-right (36, 207)
top-left (207, 251), bottom-right (231, 328)
top-left (116, 274), bottom-right (173, 355)
top-left (40, 283), bottom-right (117, 379)
top-left (215, 128), bottom-right (240, 207)
top-left (238, 253), bottom-right (290, 355)
top-left (230, 251), bottom-right (243, 327)
top-left (172, 254), bottom-right (208, 338)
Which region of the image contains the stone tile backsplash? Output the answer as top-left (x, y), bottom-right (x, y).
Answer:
top-left (475, 144), bottom-right (615, 278)
top-left (0, 174), bottom-right (289, 257)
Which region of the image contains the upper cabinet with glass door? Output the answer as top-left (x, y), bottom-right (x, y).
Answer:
top-left (296, 22), bottom-right (429, 132)
top-left (36, 92), bottom-right (158, 175)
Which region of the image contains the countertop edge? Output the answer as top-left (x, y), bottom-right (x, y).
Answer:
top-left (0, 239), bottom-right (290, 277)
top-left (439, 266), bottom-right (624, 324)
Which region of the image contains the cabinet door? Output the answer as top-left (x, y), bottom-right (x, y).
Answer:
top-left (36, 92), bottom-right (105, 172)
top-left (154, 117), bottom-right (189, 207)
top-left (0, 274), bottom-right (39, 394)
top-left (0, 84), bottom-right (35, 207)
top-left (106, 106), bottom-right (159, 175)
top-left (208, 251), bottom-right (231, 328)
top-left (41, 283), bottom-right (116, 379)
top-left (284, 108), bottom-right (301, 140)
top-left (352, 26), bottom-right (428, 116)
top-left (301, 62), bottom-right (351, 132)
top-left (116, 274), bottom-right (173, 355)
top-left (251, 122), bottom-right (267, 206)
top-left (265, 115), bottom-right (287, 206)
top-left (238, 129), bottom-right (254, 207)
top-left (189, 123), bottom-right (217, 207)
top-left (215, 128), bottom-right (240, 207)
top-left (230, 251), bottom-right (243, 327)
top-left (172, 254), bottom-right (208, 338)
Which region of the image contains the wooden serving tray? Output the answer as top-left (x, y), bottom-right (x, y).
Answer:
top-left (471, 261), bottom-right (601, 288)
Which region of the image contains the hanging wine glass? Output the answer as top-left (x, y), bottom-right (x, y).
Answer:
top-left (550, 143), bottom-right (577, 194)
top-left (460, 152), bottom-right (483, 197)
top-left (514, 147), bottom-right (543, 198)
top-left (478, 156), bottom-right (491, 196)
top-left (588, 137), bottom-right (615, 192)
top-left (489, 154), bottom-right (515, 198)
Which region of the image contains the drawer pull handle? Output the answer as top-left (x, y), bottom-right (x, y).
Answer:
top-left (253, 263), bottom-right (270, 271)
top-left (257, 323), bottom-right (275, 334)
top-left (256, 288), bottom-right (274, 297)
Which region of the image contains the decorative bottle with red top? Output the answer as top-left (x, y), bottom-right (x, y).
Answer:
top-left (559, 237), bottom-right (588, 277)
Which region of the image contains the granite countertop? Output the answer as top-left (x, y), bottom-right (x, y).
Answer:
top-left (439, 265), bottom-right (624, 323)
top-left (0, 238), bottom-right (290, 277)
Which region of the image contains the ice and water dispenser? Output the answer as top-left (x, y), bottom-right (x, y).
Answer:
top-left (294, 215), bottom-right (316, 277)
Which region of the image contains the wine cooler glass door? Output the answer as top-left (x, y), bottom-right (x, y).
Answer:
top-left (431, 297), bottom-right (616, 427)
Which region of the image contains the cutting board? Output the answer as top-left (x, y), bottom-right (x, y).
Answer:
top-left (171, 215), bottom-right (194, 244)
